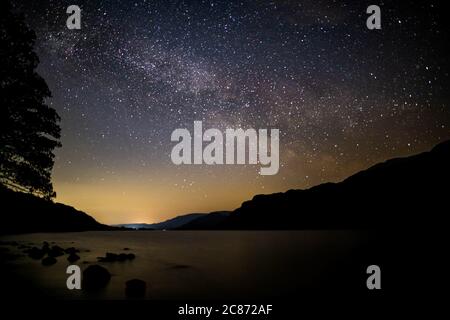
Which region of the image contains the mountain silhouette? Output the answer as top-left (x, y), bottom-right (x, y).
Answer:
top-left (2, 140), bottom-right (448, 233)
top-left (177, 211), bottom-right (231, 229)
top-left (213, 139), bottom-right (450, 230)
top-left (114, 213), bottom-right (206, 230)
top-left (0, 185), bottom-right (113, 234)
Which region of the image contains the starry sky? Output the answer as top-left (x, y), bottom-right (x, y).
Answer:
top-left (11, 0), bottom-right (450, 224)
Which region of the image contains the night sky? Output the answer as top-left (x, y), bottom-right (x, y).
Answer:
top-left (11, 0), bottom-right (450, 224)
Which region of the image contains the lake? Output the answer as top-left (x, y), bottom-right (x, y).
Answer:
top-left (0, 230), bottom-right (377, 299)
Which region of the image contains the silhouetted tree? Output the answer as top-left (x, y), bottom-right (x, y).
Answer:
top-left (0, 1), bottom-right (61, 199)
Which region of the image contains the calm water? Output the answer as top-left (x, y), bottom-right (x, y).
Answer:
top-left (0, 231), bottom-right (372, 299)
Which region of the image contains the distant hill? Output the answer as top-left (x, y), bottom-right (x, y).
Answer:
top-left (216, 139), bottom-right (450, 230)
top-left (0, 186), bottom-right (113, 234)
top-left (114, 213), bottom-right (205, 230)
top-left (177, 211), bottom-right (231, 229)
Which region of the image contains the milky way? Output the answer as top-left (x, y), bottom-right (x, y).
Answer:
top-left (11, 0), bottom-right (450, 223)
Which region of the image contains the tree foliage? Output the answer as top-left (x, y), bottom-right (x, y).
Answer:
top-left (0, 1), bottom-right (61, 199)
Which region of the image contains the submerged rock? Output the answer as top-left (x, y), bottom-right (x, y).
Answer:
top-left (125, 279), bottom-right (146, 298)
top-left (97, 252), bottom-right (136, 262)
top-left (170, 264), bottom-right (191, 269)
top-left (97, 252), bottom-right (117, 262)
top-left (117, 253), bottom-right (128, 261)
top-left (67, 253), bottom-right (80, 263)
top-left (28, 247), bottom-right (45, 260)
top-left (42, 241), bottom-right (50, 252)
top-left (83, 265), bottom-right (111, 291)
top-left (48, 245), bottom-right (65, 257)
top-left (106, 252), bottom-right (118, 261)
top-left (42, 256), bottom-right (57, 266)
top-left (65, 247), bottom-right (80, 255)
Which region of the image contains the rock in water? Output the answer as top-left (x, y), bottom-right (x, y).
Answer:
top-left (42, 256), bottom-right (57, 266)
top-left (118, 253), bottom-right (128, 261)
top-left (28, 247), bottom-right (45, 260)
top-left (99, 252), bottom-right (118, 262)
top-left (83, 265), bottom-right (111, 290)
top-left (125, 279), bottom-right (146, 298)
top-left (97, 252), bottom-right (136, 262)
top-left (67, 253), bottom-right (80, 263)
top-left (106, 252), bottom-right (118, 259)
top-left (65, 247), bottom-right (79, 255)
top-left (42, 241), bottom-right (50, 253)
top-left (48, 245), bottom-right (64, 257)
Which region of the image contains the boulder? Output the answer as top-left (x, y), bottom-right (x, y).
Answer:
top-left (67, 253), bottom-right (80, 263)
top-left (65, 247), bottom-right (80, 254)
top-left (97, 252), bottom-right (136, 262)
top-left (42, 242), bottom-right (50, 253)
top-left (82, 265), bottom-right (111, 291)
top-left (125, 279), bottom-right (146, 298)
top-left (97, 252), bottom-right (120, 262)
top-left (48, 245), bottom-right (64, 257)
top-left (118, 253), bottom-right (128, 261)
top-left (28, 247), bottom-right (45, 260)
top-left (42, 256), bottom-right (57, 266)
